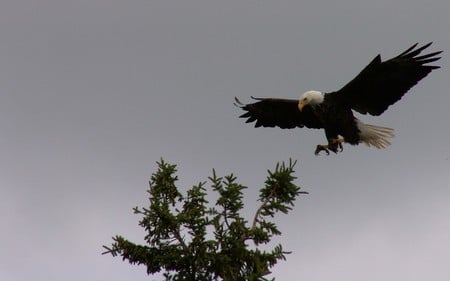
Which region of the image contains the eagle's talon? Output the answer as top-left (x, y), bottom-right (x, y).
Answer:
top-left (315, 139), bottom-right (344, 155)
top-left (328, 145), bottom-right (339, 154)
top-left (315, 144), bottom-right (330, 155)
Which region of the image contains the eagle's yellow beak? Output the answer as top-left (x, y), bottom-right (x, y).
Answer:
top-left (298, 101), bottom-right (305, 112)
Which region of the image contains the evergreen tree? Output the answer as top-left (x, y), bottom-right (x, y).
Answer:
top-left (103, 159), bottom-right (307, 280)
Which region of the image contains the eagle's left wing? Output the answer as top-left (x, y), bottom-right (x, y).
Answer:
top-left (334, 42), bottom-right (442, 116)
top-left (235, 97), bottom-right (323, 129)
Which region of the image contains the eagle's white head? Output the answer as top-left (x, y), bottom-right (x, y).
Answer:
top-left (298, 90), bottom-right (324, 111)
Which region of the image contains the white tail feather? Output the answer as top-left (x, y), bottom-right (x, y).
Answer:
top-left (356, 120), bottom-right (395, 149)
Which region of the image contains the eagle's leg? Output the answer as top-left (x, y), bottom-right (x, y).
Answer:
top-left (328, 138), bottom-right (345, 153)
top-left (314, 138), bottom-right (345, 155)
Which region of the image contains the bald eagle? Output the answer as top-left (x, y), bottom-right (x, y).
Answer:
top-left (235, 43), bottom-right (442, 155)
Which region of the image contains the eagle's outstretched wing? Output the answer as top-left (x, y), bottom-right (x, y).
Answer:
top-left (334, 42), bottom-right (442, 116)
top-left (234, 97), bottom-right (323, 129)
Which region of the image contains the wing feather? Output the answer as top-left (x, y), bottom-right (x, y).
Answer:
top-left (234, 97), bottom-right (323, 129)
top-left (334, 43), bottom-right (442, 116)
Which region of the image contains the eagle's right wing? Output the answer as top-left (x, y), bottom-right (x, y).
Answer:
top-left (235, 97), bottom-right (323, 129)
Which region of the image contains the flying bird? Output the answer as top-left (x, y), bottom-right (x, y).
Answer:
top-left (235, 43), bottom-right (442, 155)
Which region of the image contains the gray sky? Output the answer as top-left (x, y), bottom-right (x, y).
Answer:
top-left (1, 1), bottom-right (449, 280)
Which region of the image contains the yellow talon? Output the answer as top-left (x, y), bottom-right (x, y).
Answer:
top-left (314, 138), bottom-right (345, 155)
top-left (315, 144), bottom-right (330, 155)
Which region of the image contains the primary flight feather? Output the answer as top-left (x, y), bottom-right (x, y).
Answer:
top-left (235, 43), bottom-right (442, 155)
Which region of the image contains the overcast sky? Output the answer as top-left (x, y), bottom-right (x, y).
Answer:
top-left (1, 1), bottom-right (449, 281)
